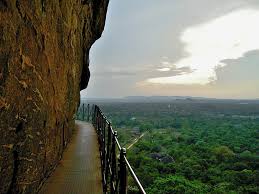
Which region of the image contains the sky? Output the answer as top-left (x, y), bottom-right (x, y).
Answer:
top-left (81, 0), bottom-right (259, 99)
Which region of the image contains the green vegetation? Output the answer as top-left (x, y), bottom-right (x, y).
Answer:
top-left (97, 101), bottom-right (259, 194)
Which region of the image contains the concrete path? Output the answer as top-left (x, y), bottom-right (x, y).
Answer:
top-left (39, 121), bottom-right (102, 194)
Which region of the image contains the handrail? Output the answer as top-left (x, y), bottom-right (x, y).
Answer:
top-left (78, 104), bottom-right (146, 194)
top-left (124, 157), bottom-right (146, 194)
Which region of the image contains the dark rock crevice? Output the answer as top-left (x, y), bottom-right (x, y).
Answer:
top-left (0, 53), bottom-right (9, 96)
top-left (15, 0), bottom-right (23, 20)
top-left (7, 150), bottom-right (18, 194)
top-left (80, 47), bottom-right (90, 90)
top-left (40, 0), bottom-right (46, 13)
top-left (0, 0), bottom-right (7, 11)
top-left (15, 122), bottom-right (23, 134)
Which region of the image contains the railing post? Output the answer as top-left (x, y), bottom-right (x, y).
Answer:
top-left (98, 110), bottom-right (101, 143)
top-left (119, 148), bottom-right (127, 194)
top-left (87, 104), bottom-right (90, 121)
top-left (110, 131), bottom-right (117, 194)
top-left (82, 103), bottom-right (85, 121)
top-left (102, 118), bottom-right (106, 191)
top-left (91, 104), bottom-right (95, 123)
top-left (105, 122), bottom-right (111, 192)
top-left (93, 105), bottom-right (97, 126)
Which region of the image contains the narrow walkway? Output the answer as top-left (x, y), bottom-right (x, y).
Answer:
top-left (39, 121), bottom-right (102, 194)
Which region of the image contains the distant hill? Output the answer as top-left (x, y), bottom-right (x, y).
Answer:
top-left (82, 96), bottom-right (259, 104)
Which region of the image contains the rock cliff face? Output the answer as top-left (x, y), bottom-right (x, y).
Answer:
top-left (0, 0), bottom-right (109, 193)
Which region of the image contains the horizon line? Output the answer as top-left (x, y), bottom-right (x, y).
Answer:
top-left (80, 95), bottom-right (259, 101)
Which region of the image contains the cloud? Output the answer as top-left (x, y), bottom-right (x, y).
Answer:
top-left (161, 61), bottom-right (170, 66)
top-left (157, 68), bottom-right (170, 72)
top-left (84, 0), bottom-right (259, 98)
top-left (215, 49), bottom-right (259, 84)
top-left (136, 49), bottom-right (259, 99)
top-left (92, 70), bottom-right (136, 77)
top-left (147, 9), bottom-right (259, 85)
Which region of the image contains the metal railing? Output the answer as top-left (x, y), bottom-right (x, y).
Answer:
top-left (76, 103), bottom-right (90, 121)
top-left (78, 104), bottom-right (146, 194)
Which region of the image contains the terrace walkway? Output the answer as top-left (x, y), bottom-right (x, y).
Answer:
top-left (39, 121), bottom-right (102, 194)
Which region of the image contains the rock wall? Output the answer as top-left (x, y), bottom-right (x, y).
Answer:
top-left (0, 0), bottom-right (109, 193)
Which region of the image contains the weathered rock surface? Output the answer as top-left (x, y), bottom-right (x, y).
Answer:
top-left (0, 0), bottom-right (109, 193)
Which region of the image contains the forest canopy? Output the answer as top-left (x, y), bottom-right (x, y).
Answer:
top-left (94, 100), bottom-right (259, 194)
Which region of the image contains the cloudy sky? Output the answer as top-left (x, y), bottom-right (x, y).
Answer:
top-left (81, 0), bottom-right (259, 99)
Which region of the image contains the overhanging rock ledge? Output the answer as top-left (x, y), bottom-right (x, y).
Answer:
top-left (0, 1), bottom-right (109, 193)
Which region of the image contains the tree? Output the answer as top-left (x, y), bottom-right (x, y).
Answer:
top-left (213, 145), bottom-right (235, 162)
top-left (147, 175), bottom-right (209, 194)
